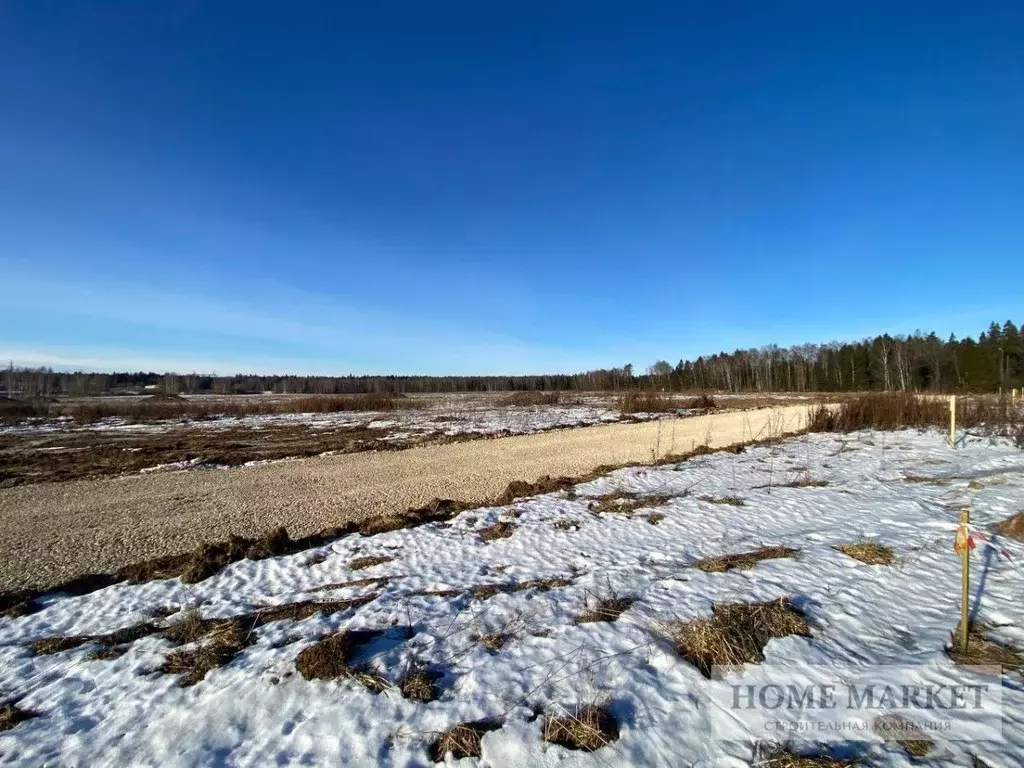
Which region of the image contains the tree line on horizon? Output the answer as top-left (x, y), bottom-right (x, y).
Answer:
top-left (5, 321), bottom-right (1023, 398)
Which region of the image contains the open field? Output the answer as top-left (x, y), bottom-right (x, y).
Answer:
top-left (0, 405), bottom-right (815, 591)
top-left (0, 391), bottom-right (830, 486)
top-left (1, 427), bottom-right (1022, 765)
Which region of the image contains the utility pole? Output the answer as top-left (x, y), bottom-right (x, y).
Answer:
top-left (6, 360), bottom-right (13, 398)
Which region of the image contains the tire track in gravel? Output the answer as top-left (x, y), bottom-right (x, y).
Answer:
top-left (0, 405), bottom-right (818, 590)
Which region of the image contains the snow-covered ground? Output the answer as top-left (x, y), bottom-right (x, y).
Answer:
top-left (0, 400), bottom-right (652, 440)
top-left (2, 429), bottom-right (1022, 766)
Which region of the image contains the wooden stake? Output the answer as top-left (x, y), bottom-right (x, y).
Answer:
top-left (956, 508), bottom-right (971, 651)
top-left (948, 395), bottom-right (956, 449)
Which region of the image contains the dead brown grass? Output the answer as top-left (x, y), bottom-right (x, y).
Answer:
top-left (993, 511), bottom-right (1024, 540)
top-left (311, 576), bottom-right (389, 592)
top-left (542, 704), bottom-right (619, 751)
top-left (398, 665), bottom-right (438, 702)
top-left (294, 628), bottom-right (403, 693)
top-left (499, 391), bottom-right (562, 407)
top-left (554, 518), bottom-right (579, 531)
top-left (161, 621), bottom-right (250, 686)
top-left (31, 621), bottom-right (161, 656)
top-left (478, 521), bottom-right (517, 542)
top-left (617, 390), bottom-right (677, 414)
top-left (809, 392), bottom-right (1021, 435)
top-left (0, 703), bottom-right (38, 732)
top-left (693, 547), bottom-right (798, 573)
top-left (478, 633), bottom-right (511, 651)
top-left (753, 744), bottom-right (856, 767)
top-left (589, 490), bottom-right (672, 515)
top-left (647, 513), bottom-right (665, 525)
top-left (0, 421), bottom-right (404, 487)
top-left (698, 495), bottom-right (746, 506)
top-left (429, 720), bottom-right (503, 761)
top-left (835, 542), bottom-right (894, 565)
top-left (780, 477), bottom-right (828, 488)
top-left (86, 646), bottom-right (130, 661)
top-left (947, 626), bottom-right (1024, 672)
top-left (872, 714), bottom-right (932, 758)
top-left (575, 595), bottom-right (636, 624)
top-left (674, 598), bottom-right (811, 677)
top-left (497, 475), bottom-right (576, 504)
top-left (348, 555), bottom-right (394, 571)
top-left (686, 394), bottom-right (718, 410)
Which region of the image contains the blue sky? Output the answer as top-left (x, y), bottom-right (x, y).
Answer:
top-left (2, 2), bottom-right (1022, 375)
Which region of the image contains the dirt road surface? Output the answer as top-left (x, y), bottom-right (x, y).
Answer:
top-left (0, 405), bottom-right (817, 591)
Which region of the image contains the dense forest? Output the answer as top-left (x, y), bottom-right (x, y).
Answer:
top-left (4, 321), bottom-right (1023, 398)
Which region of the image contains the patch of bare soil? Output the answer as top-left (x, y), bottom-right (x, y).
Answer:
top-left (542, 704), bottom-right (619, 751)
top-left (430, 720), bottom-right (503, 761)
top-left (673, 598), bottom-right (811, 677)
top-left (693, 546), bottom-right (798, 573)
top-left (835, 542), bottom-right (894, 565)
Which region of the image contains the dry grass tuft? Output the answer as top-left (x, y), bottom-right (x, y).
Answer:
top-left (430, 720), bottom-right (503, 761)
top-left (872, 714), bottom-right (932, 758)
top-left (31, 621), bottom-right (161, 656)
top-left (617, 390), bottom-right (677, 414)
top-left (499, 391), bottom-right (561, 407)
top-left (161, 620), bottom-right (250, 686)
top-left (358, 515), bottom-right (409, 536)
top-left (478, 633), bottom-right (510, 651)
top-left (647, 513), bottom-right (665, 525)
top-left (478, 521), bottom-right (518, 542)
top-left (753, 743), bottom-right (856, 767)
top-left (398, 665), bottom-right (438, 702)
top-left (294, 627), bottom-right (408, 692)
top-left (86, 646), bottom-right (130, 661)
top-left (686, 394), bottom-right (718, 410)
top-left (349, 555), bottom-right (394, 571)
top-left (693, 546), bottom-right (797, 573)
top-left (543, 704), bottom-right (619, 751)
top-left (589, 490), bottom-right (672, 516)
top-left (835, 541), bottom-right (894, 565)
top-left (554, 518), bottom-right (579, 531)
top-left (674, 598), bottom-right (811, 677)
top-left (0, 703), bottom-right (38, 732)
top-left (311, 576), bottom-right (389, 592)
top-left (809, 392), bottom-right (1022, 435)
top-left (498, 475), bottom-right (576, 504)
top-left (781, 476), bottom-right (828, 488)
top-left (993, 511), bottom-right (1024, 540)
top-left (947, 626), bottom-right (1024, 672)
top-left (295, 630), bottom-right (366, 680)
top-left (699, 495), bottom-right (746, 506)
top-left (575, 595), bottom-right (636, 624)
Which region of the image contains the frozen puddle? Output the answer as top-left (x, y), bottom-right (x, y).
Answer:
top-left (1, 430), bottom-right (1023, 765)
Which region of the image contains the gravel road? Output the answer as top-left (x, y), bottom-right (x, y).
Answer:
top-left (0, 405), bottom-right (816, 591)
